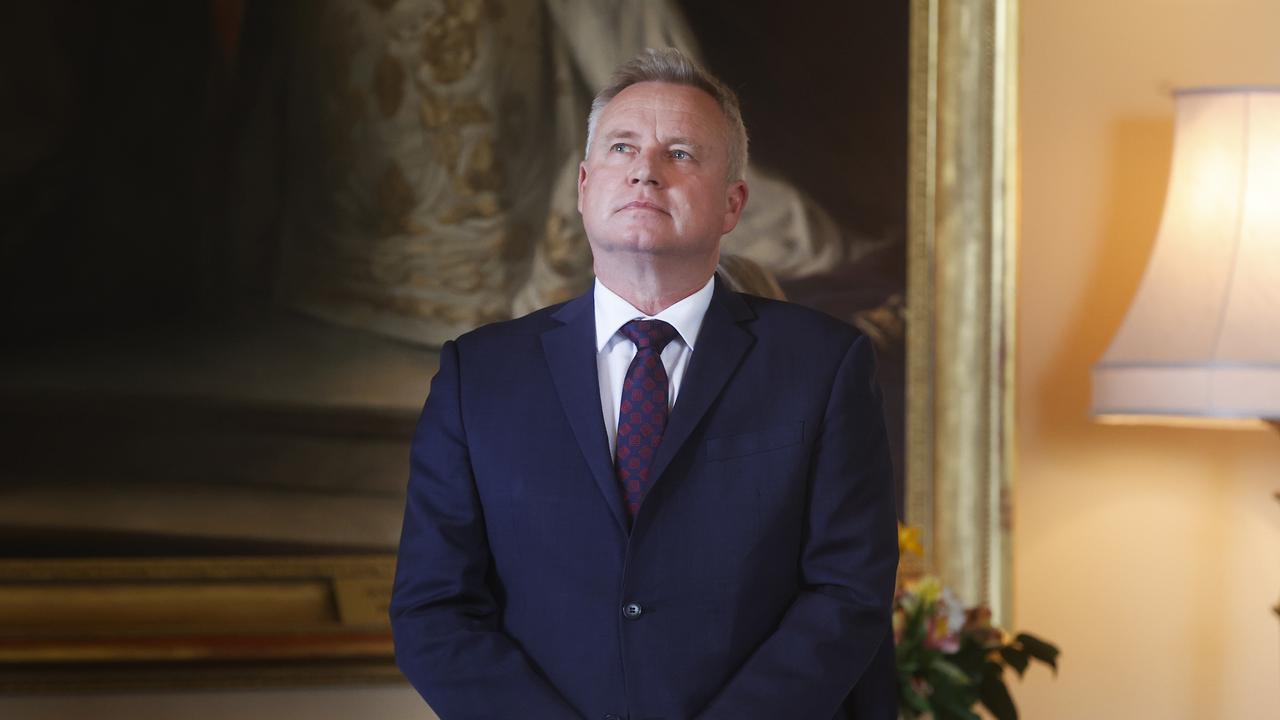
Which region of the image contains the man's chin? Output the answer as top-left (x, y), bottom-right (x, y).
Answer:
top-left (600, 241), bottom-right (700, 258)
top-left (592, 229), bottom-right (686, 251)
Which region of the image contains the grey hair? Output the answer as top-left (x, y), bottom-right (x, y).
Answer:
top-left (584, 48), bottom-right (749, 182)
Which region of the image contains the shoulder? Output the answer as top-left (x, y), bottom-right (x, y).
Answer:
top-left (733, 292), bottom-right (865, 352)
top-left (455, 301), bottom-right (565, 344)
top-left (449, 291), bottom-right (584, 353)
top-left (730, 293), bottom-right (881, 406)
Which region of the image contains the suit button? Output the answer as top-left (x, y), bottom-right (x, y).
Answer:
top-left (621, 602), bottom-right (643, 620)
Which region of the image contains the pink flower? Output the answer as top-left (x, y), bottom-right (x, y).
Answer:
top-left (924, 613), bottom-right (961, 653)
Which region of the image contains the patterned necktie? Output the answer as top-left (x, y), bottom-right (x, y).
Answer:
top-left (615, 319), bottom-right (679, 519)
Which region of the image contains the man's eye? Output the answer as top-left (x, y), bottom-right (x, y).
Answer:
top-left (671, 149), bottom-right (691, 160)
top-left (610, 143), bottom-right (631, 153)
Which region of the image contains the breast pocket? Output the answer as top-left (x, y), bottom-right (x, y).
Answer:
top-left (705, 422), bottom-right (804, 461)
top-left (700, 422), bottom-right (809, 557)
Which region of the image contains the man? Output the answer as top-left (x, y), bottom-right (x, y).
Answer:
top-left (390, 48), bottom-right (899, 719)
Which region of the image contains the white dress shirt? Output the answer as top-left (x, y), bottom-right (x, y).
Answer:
top-left (594, 275), bottom-right (715, 460)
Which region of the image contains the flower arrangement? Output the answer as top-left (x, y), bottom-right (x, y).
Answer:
top-left (895, 526), bottom-right (1059, 720)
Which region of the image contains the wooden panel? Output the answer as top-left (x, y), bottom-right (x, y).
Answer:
top-left (0, 557), bottom-right (395, 680)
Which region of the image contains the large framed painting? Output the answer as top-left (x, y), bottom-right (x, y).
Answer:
top-left (0, 0), bottom-right (1014, 690)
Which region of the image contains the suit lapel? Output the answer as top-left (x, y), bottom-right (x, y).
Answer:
top-left (645, 279), bottom-right (756, 493)
top-left (541, 292), bottom-right (630, 535)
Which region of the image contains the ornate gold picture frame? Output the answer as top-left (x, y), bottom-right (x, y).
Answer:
top-left (905, 0), bottom-right (1018, 622)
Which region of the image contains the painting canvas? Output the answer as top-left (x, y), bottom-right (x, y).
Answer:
top-left (0, 0), bottom-right (906, 688)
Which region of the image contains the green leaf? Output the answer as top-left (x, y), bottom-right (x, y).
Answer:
top-left (928, 681), bottom-right (980, 720)
top-left (901, 681), bottom-right (932, 713)
top-left (948, 644), bottom-right (988, 678)
top-left (934, 696), bottom-right (982, 720)
top-left (1016, 633), bottom-right (1061, 673)
top-left (1000, 646), bottom-right (1030, 677)
top-left (932, 658), bottom-right (973, 686)
top-left (978, 661), bottom-right (1019, 720)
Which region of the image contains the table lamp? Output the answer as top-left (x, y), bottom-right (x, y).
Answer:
top-left (1091, 86), bottom-right (1280, 427)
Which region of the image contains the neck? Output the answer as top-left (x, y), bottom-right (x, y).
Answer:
top-left (594, 254), bottom-right (715, 316)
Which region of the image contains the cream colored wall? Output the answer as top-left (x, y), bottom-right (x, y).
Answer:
top-left (1017, 0), bottom-right (1280, 718)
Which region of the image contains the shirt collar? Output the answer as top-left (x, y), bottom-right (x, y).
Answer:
top-left (593, 275), bottom-right (715, 353)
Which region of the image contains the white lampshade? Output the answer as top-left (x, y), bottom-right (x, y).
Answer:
top-left (1092, 86), bottom-right (1280, 423)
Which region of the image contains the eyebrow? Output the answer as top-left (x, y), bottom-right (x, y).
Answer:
top-left (664, 136), bottom-right (701, 149)
top-left (605, 130), bottom-right (640, 141)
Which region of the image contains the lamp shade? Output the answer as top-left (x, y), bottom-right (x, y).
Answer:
top-left (1091, 87), bottom-right (1280, 421)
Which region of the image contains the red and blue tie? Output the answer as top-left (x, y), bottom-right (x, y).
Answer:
top-left (615, 319), bottom-right (679, 519)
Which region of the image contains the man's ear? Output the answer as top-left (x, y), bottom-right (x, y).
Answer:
top-left (577, 162), bottom-right (588, 214)
top-left (721, 179), bottom-right (749, 235)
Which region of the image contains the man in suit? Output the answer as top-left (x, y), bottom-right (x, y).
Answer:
top-left (390, 48), bottom-right (899, 719)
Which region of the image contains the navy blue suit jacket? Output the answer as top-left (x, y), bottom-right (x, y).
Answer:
top-left (390, 278), bottom-right (899, 719)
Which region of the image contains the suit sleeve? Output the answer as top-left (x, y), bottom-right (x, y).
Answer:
top-left (389, 340), bottom-right (583, 720)
top-left (694, 333), bottom-right (900, 720)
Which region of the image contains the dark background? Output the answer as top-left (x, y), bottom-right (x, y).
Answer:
top-left (0, 0), bottom-right (906, 335)
top-left (0, 0), bottom-right (908, 555)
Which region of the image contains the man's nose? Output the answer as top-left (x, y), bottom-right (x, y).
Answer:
top-left (628, 152), bottom-right (662, 186)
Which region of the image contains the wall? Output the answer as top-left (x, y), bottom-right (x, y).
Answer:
top-left (1017, 0), bottom-right (1280, 717)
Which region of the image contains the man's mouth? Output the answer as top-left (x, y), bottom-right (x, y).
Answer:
top-left (619, 200), bottom-right (669, 215)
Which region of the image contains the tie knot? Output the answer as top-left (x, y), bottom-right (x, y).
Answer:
top-left (619, 319), bottom-right (679, 352)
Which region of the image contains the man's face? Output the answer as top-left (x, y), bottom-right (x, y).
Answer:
top-left (578, 82), bottom-right (748, 263)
